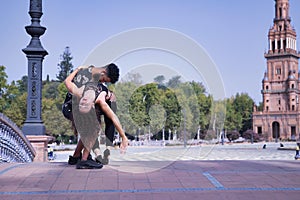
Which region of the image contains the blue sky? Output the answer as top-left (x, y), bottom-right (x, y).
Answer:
top-left (0, 0), bottom-right (300, 104)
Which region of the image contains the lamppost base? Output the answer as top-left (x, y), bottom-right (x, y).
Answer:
top-left (22, 122), bottom-right (46, 135)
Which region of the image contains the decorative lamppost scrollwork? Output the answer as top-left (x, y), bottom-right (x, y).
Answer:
top-left (22, 0), bottom-right (48, 135)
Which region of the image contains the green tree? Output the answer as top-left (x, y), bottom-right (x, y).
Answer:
top-left (0, 68), bottom-right (27, 126)
top-left (233, 93), bottom-right (254, 133)
top-left (154, 75), bottom-right (165, 85)
top-left (114, 81), bottom-right (139, 134)
top-left (210, 99), bottom-right (226, 134)
top-left (56, 82), bottom-right (69, 109)
top-left (178, 81), bottom-right (212, 137)
top-left (129, 83), bottom-right (161, 128)
top-left (0, 65), bottom-right (8, 94)
top-left (16, 76), bottom-right (28, 93)
top-left (56, 46), bottom-right (74, 82)
top-left (171, 87), bottom-right (190, 139)
top-left (122, 72), bottom-right (142, 85)
top-left (191, 80), bottom-right (211, 130)
top-left (42, 98), bottom-right (73, 138)
top-left (224, 97), bottom-right (243, 131)
top-left (0, 65), bottom-right (9, 111)
top-left (0, 64), bottom-right (259, 144)
top-left (166, 75), bottom-right (181, 88)
top-left (3, 93), bottom-right (27, 127)
top-left (5, 81), bottom-right (20, 108)
top-left (41, 81), bottom-right (74, 139)
top-left (198, 94), bottom-right (213, 130)
top-left (161, 86), bottom-right (181, 131)
top-left (190, 81), bottom-right (206, 95)
top-left (43, 81), bottom-right (60, 99)
top-left (129, 86), bottom-right (151, 127)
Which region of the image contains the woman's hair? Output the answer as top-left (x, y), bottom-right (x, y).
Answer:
top-left (72, 82), bottom-right (102, 150)
top-left (73, 105), bottom-right (101, 151)
top-left (105, 63), bottom-right (120, 84)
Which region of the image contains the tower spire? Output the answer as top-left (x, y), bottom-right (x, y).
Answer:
top-left (275, 0), bottom-right (290, 20)
top-left (267, 0), bottom-right (298, 55)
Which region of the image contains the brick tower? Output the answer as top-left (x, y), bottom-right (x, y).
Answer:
top-left (252, 0), bottom-right (300, 141)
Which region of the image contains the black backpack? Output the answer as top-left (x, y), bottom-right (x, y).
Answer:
top-left (62, 92), bottom-right (73, 121)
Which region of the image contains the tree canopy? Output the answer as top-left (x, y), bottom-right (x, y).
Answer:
top-left (1, 62), bottom-right (256, 144)
top-left (56, 46), bottom-right (74, 82)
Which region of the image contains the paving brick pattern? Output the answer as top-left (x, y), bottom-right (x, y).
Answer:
top-left (1, 142), bottom-right (300, 199)
top-left (1, 159), bottom-right (300, 200)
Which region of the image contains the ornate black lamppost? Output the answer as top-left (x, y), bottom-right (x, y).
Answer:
top-left (22, 0), bottom-right (48, 135)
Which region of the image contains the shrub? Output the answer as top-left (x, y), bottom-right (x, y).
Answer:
top-left (226, 130), bottom-right (240, 142)
top-left (242, 129), bottom-right (261, 142)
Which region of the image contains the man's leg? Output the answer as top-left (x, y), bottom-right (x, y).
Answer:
top-left (68, 139), bottom-right (84, 165)
top-left (94, 115), bottom-right (114, 165)
top-left (104, 115), bottom-right (115, 147)
top-left (73, 139), bottom-right (84, 157)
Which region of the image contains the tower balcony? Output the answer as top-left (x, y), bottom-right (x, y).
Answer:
top-left (261, 89), bottom-right (285, 94)
top-left (273, 17), bottom-right (291, 22)
top-left (264, 50), bottom-right (300, 58)
top-left (287, 88), bottom-right (299, 93)
top-left (261, 88), bottom-right (300, 94)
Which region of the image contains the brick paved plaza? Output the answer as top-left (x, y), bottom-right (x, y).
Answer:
top-left (1, 142), bottom-right (300, 200)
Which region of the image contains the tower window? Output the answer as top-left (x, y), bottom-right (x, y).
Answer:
top-left (279, 7), bottom-right (282, 18)
top-left (266, 85), bottom-right (269, 90)
top-left (278, 100), bottom-right (281, 105)
top-left (272, 41), bottom-right (276, 51)
top-left (292, 84), bottom-right (294, 89)
top-left (266, 106), bottom-right (269, 111)
top-left (292, 105), bottom-right (295, 111)
top-left (276, 68), bottom-right (281, 74)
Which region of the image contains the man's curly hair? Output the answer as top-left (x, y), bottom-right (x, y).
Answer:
top-left (105, 63), bottom-right (120, 84)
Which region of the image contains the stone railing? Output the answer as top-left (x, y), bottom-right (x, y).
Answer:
top-left (0, 113), bottom-right (36, 162)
